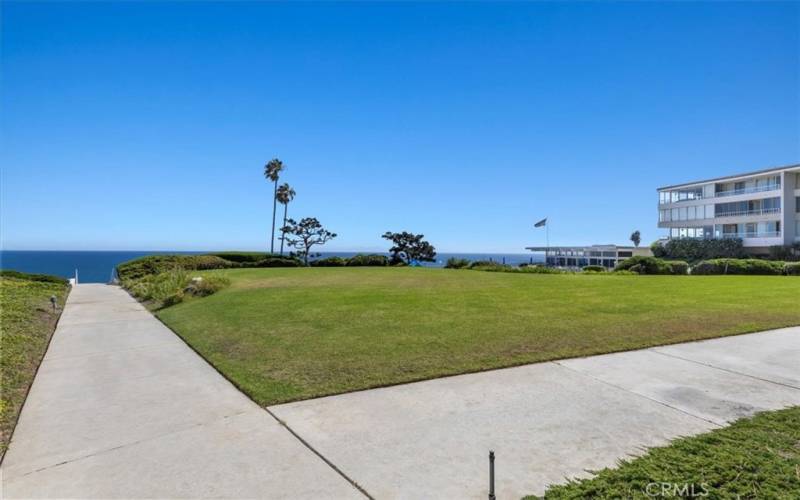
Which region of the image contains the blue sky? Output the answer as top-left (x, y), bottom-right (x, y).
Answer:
top-left (2, 1), bottom-right (798, 253)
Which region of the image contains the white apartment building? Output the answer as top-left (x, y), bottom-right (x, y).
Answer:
top-left (657, 163), bottom-right (800, 254)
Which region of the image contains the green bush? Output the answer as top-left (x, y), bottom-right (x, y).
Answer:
top-left (668, 261), bottom-right (690, 275)
top-left (445, 257), bottom-right (471, 269)
top-left (691, 259), bottom-right (785, 276)
top-left (468, 260), bottom-right (497, 269)
top-left (0, 270), bottom-right (68, 285)
top-left (117, 255), bottom-right (235, 281)
top-left (346, 254), bottom-right (389, 267)
top-left (582, 265), bottom-right (606, 273)
top-left (124, 270), bottom-right (230, 308)
top-left (249, 257), bottom-right (302, 268)
top-left (310, 256), bottom-right (348, 267)
top-left (652, 238), bottom-right (746, 262)
top-left (614, 256), bottom-right (672, 275)
top-left (516, 265), bottom-right (566, 274)
top-left (769, 244), bottom-right (800, 262)
top-left (784, 262), bottom-right (800, 276)
top-left (208, 252), bottom-right (274, 263)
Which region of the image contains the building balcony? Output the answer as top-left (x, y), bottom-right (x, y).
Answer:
top-left (720, 232), bottom-right (781, 239)
top-left (714, 184), bottom-right (781, 198)
top-left (714, 207), bottom-right (781, 218)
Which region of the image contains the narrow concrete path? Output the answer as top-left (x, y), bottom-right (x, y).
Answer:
top-left (1, 285), bottom-right (362, 499)
top-left (271, 327), bottom-right (800, 499)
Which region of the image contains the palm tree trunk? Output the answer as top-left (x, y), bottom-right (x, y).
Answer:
top-left (270, 180), bottom-right (278, 253)
top-left (280, 203), bottom-right (288, 255)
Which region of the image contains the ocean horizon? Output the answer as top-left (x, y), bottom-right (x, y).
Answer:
top-left (0, 250), bottom-right (544, 283)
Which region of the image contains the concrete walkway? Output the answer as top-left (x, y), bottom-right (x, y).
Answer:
top-left (2, 284), bottom-right (798, 499)
top-left (271, 327), bottom-right (800, 499)
top-left (1, 285), bottom-right (362, 499)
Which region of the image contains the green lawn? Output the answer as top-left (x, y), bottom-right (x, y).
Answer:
top-left (156, 267), bottom-right (800, 406)
top-left (528, 406), bottom-right (800, 499)
top-left (0, 276), bottom-right (68, 455)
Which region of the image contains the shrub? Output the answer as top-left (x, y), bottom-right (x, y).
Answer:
top-left (614, 256), bottom-right (672, 275)
top-left (0, 270), bottom-right (68, 285)
top-left (445, 257), bottom-right (471, 269)
top-left (117, 255), bottom-right (235, 281)
top-left (346, 254), bottom-right (389, 267)
top-left (124, 270), bottom-right (230, 307)
top-left (582, 265), bottom-right (606, 273)
top-left (769, 244), bottom-right (800, 262)
top-left (468, 260), bottom-right (497, 269)
top-left (784, 262), bottom-right (800, 276)
top-left (691, 259), bottom-right (785, 276)
top-left (653, 238), bottom-right (746, 262)
top-left (208, 252), bottom-right (274, 263)
top-left (310, 256), bottom-right (348, 267)
top-left (516, 265), bottom-right (566, 274)
top-left (184, 275), bottom-right (231, 297)
top-left (249, 257), bottom-right (302, 268)
top-left (668, 261), bottom-right (690, 275)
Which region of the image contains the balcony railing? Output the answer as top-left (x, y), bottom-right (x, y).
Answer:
top-left (720, 232), bottom-right (781, 239)
top-left (714, 207), bottom-right (781, 218)
top-left (714, 184), bottom-right (781, 198)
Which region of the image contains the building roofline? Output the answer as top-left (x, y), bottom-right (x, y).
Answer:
top-left (656, 162), bottom-right (800, 191)
top-left (525, 245), bottom-right (638, 251)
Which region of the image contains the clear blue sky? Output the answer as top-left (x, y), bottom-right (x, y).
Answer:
top-left (2, 1), bottom-right (798, 253)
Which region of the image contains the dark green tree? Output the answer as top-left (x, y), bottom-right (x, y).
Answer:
top-left (282, 217), bottom-right (337, 265)
top-left (276, 183), bottom-right (296, 255)
top-left (382, 231), bottom-right (436, 265)
top-left (630, 230), bottom-right (641, 247)
top-left (263, 158), bottom-right (284, 253)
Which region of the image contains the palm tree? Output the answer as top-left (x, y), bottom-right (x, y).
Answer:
top-left (276, 183), bottom-right (296, 255)
top-left (263, 158), bottom-right (284, 253)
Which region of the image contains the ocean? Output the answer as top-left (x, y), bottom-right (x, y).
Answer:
top-left (0, 250), bottom-right (543, 283)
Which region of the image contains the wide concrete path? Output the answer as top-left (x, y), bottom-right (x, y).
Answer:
top-left (1, 285), bottom-right (362, 499)
top-left (271, 326), bottom-right (800, 499)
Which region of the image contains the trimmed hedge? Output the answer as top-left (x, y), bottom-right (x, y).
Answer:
top-left (346, 254), bottom-right (389, 267)
top-left (651, 238), bottom-right (746, 262)
top-left (310, 256), bottom-right (348, 267)
top-left (691, 259), bottom-right (785, 276)
top-left (208, 252), bottom-right (274, 263)
top-left (668, 261), bottom-right (690, 275)
top-left (445, 257), bottom-right (471, 269)
top-left (248, 257), bottom-right (302, 268)
top-left (0, 270), bottom-right (69, 285)
top-left (614, 256), bottom-right (673, 275)
top-left (582, 265), bottom-right (606, 273)
top-left (785, 262), bottom-right (800, 276)
top-left (117, 255), bottom-right (236, 281)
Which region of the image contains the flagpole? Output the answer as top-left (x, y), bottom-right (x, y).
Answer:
top-left (546, 219), bottom-right (549, 266)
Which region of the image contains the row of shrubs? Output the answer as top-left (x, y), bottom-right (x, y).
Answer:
top-left (443, 255), bottom-right (800, 276)
top-left (614, 256), bottom-right (800, 276)
top-left (310, 254), bottom-right (396, 267)
top-left (117, 252), bottom-right (402, 281)
top-left (116, 253), bottom-right (304, 281)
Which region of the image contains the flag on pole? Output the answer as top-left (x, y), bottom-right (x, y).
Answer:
top-left (534, 218), bottom-right (547, 228)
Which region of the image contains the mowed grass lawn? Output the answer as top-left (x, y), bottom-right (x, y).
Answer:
top-left (156, 267), bottom-right (800, 406)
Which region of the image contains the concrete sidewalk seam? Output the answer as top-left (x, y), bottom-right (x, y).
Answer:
top-left (553, 360), bottom-right (723, 427)
top-left (264, 408), bottom-right (374, 500)
top-left (4, 409), bottom-right (256, 481)
top-left (650, 349), bottom-right (800, 391)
